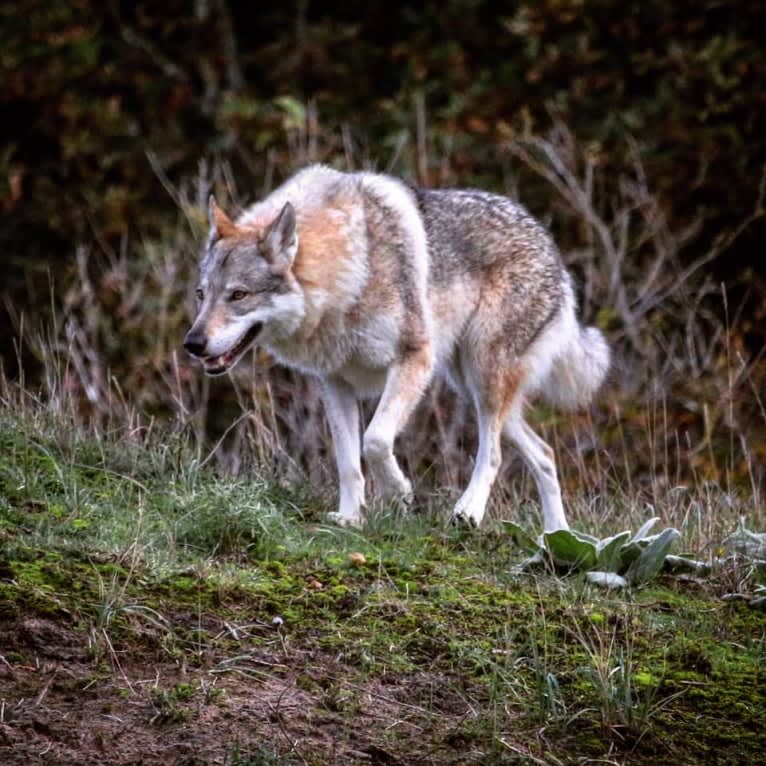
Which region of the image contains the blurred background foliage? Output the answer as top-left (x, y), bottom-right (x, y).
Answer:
top-left (3, 1), bottom-right (765, 301)
top-left (1, 0), bottom-right (765, 499)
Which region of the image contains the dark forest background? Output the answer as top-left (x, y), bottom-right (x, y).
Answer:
top-left (1, 0), bottom-right (765, 495)
top-left (3, 1), bottom-right (765, 330)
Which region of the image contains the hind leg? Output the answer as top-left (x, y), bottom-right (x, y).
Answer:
top-left (451, 363), bottom-right (525, 527)
top-left (504, 408), bottom-right (569, 532)
top-left (451, 409), bottom-right (505, 526)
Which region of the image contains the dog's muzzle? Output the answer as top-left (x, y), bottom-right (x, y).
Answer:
top-left (185, 322), bottom-right (263, 375)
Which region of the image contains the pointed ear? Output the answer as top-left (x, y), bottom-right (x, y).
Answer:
top-left (208, 195), bottom-right (237, 241)
top-left (262, 202), bottom-right (298, 272)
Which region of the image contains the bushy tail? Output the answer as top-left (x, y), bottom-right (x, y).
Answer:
top-left (542, 324), bottom-right (610, 411)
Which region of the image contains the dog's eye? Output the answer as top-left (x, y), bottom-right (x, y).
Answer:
top-left (230, 290), bottom-right (248, 301)
top-left (195, 289), bottom-right (203, 301)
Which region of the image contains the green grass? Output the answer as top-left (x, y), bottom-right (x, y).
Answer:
top-left (1, 402), bottom-right (765, 765)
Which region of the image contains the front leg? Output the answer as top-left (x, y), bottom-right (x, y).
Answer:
top-left (321, 378), bottom-right (365, 526)
top-left (363, 344), bottom-right (433, 504)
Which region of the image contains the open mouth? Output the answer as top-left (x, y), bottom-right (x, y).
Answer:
top-left (202, 322), bottom-right (263, 375)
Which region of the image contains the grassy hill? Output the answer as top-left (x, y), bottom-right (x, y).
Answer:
top-left (1, 390), bottom-right (764, 765)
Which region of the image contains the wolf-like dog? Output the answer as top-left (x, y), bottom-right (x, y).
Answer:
top-left (184, 165), bottom-right (609, 531)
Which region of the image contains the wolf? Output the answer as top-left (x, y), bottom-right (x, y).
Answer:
top-left (184, 165), bottom-right (609, 532)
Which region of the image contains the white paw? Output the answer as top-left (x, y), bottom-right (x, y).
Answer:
top-left (327, 511), bottom-right (363, 528)
top-left (377, 476), bottom-right (413, 505)
top-left (450, 499), bottom-right (484, 529)
top-left (449, 509), bottom-right (479, 529)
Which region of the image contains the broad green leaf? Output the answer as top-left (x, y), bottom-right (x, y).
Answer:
top-left (626, 527), bottom-right (680, 584)
top-left (630, 517), bottom-right (660, 543)
top-left (619, 527), bottom-right (663, 570)
top-left (596, 530), bottom-right (631, 572)
top-left (502, 520), bottom-right (543, 555)
top-left (617, 541), bottom-right (643, 569)
top-left (567, 528), bottom-right (600, 545)
top-left (585, 571), bottom-right (628, 589)
top-left (544, 529), bottom-right (598, 570)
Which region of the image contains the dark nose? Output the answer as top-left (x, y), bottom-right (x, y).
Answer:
top-left (183, 331), bottom-right (207, 357)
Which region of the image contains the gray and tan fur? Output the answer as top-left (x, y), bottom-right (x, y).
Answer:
top-left (184, 165), bottom-right (609, 531)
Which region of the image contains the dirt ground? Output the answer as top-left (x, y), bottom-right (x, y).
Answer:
top-left (0, 613), bottom-right (494, 766)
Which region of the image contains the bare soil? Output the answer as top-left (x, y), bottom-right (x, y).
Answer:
top-left (0, 611), bottom-right (496, 765)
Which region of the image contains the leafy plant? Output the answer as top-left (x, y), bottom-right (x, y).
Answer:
top-left (505, 517), bottom-right (681, 587)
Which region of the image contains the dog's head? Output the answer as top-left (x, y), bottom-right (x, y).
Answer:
top-left (184, 197), bottom-right (304, 375)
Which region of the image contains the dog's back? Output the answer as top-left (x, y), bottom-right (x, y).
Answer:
top-left (413, 186), bottom-right (608, 411)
